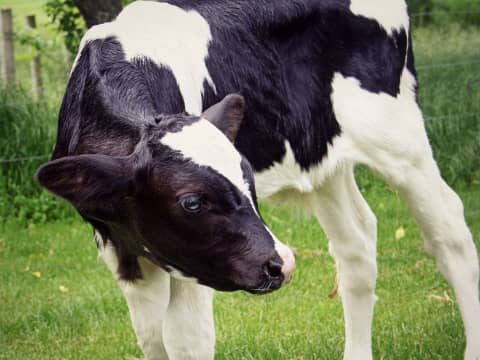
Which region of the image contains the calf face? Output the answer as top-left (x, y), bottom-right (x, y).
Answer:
top-left (36, 95), bottom-right (295, 293)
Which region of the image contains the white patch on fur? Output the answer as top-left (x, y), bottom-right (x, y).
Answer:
top-left (163, 279), bottom-right (215, 359)
top-left (349, 0), bottom-right (409, 35)
top-left (73, 0), bottom-right (215, 115)
top-left (97, 234), bottom-right (171, 358)
top-left (330, 69), bottom-right (425, 174)
top-left (98, 232), bottom-right (215, 360)
top-left (328, 67), bottom-right (480, 359)
top-left (311, 166), bottom-right (378, 360)
top-left (161, 118), bottom-right (254, 205)
top-left (254, 138), bottom-right (355, 199)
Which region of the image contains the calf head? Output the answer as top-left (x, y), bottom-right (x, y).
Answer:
top-left (36, 94), bottom-right (295, 294)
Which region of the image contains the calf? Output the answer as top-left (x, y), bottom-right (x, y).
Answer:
top-left (37, 1), bottom-right (480, 359)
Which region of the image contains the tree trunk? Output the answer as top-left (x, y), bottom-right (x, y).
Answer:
top-left (73, 0), bottom-right (123, 28)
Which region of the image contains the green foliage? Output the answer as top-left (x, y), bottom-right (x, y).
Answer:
top-left (0, 88), bottom-right (74, 224)
top-left (408, 0), bottom-right (434, 26)
top-left (409, 0), bottom-right (480, 27)
top-left (15, 27), bottom-right (43, 52)
top-left (414, 25), bottom-right (480, 185)
top-left (45, 0), bottom-right (85, 54)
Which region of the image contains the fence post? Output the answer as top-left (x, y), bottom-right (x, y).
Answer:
top-left (26, 15), bottom-right (43, 100)
top-left (0, 8), bottom-right (15, 86)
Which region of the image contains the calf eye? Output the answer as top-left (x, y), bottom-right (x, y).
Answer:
top-left (179, 194), bottom-right (203, 213)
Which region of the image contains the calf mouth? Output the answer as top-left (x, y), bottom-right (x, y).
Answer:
top-left (246, 277), bottom-right (284, 295)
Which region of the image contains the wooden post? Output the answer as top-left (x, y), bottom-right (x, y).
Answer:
top-left (26, 15), bottom-right (43, 100)
top-left (0, 8), bottom-right (15, 86)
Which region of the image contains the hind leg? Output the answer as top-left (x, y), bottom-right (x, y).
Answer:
top-left (311, 164), bottom-right (378, 360)
top-left (372, 149), bottom-right (480, 359)
top-left (332, 71), bottom-right (480, 359)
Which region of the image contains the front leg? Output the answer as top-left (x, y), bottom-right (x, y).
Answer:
top-left (163, 277), bottom-right (215, 360)
top-left (99, 241), bottom-right (171, 360)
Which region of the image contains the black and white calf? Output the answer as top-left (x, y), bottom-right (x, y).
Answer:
top-left (37, 1), bottom-right (480, 359)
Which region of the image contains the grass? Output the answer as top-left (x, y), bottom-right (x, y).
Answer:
top-left (0, 88), bottom-right (74, 222)
top-left (1, 181), bottom-right (479, 359)
top-left (413, 25), bottom-right (480, 185)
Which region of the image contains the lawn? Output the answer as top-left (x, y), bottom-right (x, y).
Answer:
top-left (1, 181), bottom-right (479, 359)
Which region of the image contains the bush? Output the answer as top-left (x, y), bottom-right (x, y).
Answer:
top-left (0, 88), bottom-right (73, 224)
top-left (408, 0), bottom-right (435, 25)
top-left (409, 0), bottom-right (480, 27)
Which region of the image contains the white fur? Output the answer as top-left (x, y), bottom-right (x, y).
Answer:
top-left (254, 62), bottom-right (479, 359)
top-left (349, 0), bottom-right (409, 35)
top-left (98, 233), bottom-right (215, 360)
top-left (74, 1), bottom-right (215, 114)
top-left (98, 236), bottom-right (171, 359)
top-left (160, 118), bottom-right (252, 204)
top-left (326, 68), bottom-right (479, 359)
top-left (163, 279), bottom-right (215, 360)
top-left (311, 165), bottom-right (377, 360)
top-left (254, 137), bottom-right (355, 199)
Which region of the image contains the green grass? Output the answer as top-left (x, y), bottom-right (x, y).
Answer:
top-left (1, 182), bottom-right (479, 359)
top-left (0, 88), bottom-right (74, 222)
top-left (413, 25), bottom-right (480, 185)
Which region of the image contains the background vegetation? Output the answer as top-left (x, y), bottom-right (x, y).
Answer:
top-left (0, 0), bottom-right (479, 359)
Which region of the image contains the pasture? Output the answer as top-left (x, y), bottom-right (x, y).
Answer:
top-left (1, 1), bottom-right (479, 359)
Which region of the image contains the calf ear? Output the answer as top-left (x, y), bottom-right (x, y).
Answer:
top-left (36, 154), bottom-right (133, 217)
top-left (202, 94), bottom-right (245, 142)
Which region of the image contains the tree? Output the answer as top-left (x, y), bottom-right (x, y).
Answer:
top-left (46, 0), bottom-right (125, 56)
top-left (72, 0), bottom-right (123, 28)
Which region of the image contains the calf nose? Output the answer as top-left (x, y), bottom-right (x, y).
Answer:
top-left (274, 240), bottom-right (296, 284)
top-left (264, 259), bottom-right (283, 279)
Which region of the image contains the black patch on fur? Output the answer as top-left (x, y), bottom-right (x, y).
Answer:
top-left (44, 0), bottom-right (416, 285)
top-left (164, 0), bottom-right (411, 171)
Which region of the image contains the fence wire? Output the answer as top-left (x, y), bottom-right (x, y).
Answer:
top-left (417, 60), bottom-right (480, 70)
top-left (1, 8), bottom-right (479, 165)
top-left (1, 111), bottom-right (479, 164)
top-left (0, 155), bottom-right (49, 163)
top-left (411, 10), bottom-right (480, 17)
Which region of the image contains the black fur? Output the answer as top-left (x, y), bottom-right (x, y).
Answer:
top-left (40, 0), bottom-right (416, 287)
top-left (166, 0), bottom-right (411, 170)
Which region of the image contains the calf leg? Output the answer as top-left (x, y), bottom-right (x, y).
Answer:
top-left (331, 71), bottom-right (480, 359)
top-left (311, 165), bottom-right (377, 360)
top-left (99, 238), bottom-right (170, 360)
top-left (163, 278), bottom-right (215, 360)
top-left (370, 151), bottom-right (480, 359)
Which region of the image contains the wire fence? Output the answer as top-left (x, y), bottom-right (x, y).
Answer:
top-left (1, 8), bottom-right (479, 165)
top-left (2, 112), bottom-right (480, 164)
top-left (0, 155), bottom-right (50, 164)
top-left (417, 60), bottom-right (480, 70)
top-left (411, 10), bottom-right (480, 17)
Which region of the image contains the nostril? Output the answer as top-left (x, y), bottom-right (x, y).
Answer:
top-left (265, 260), bottom-right (282, 278)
